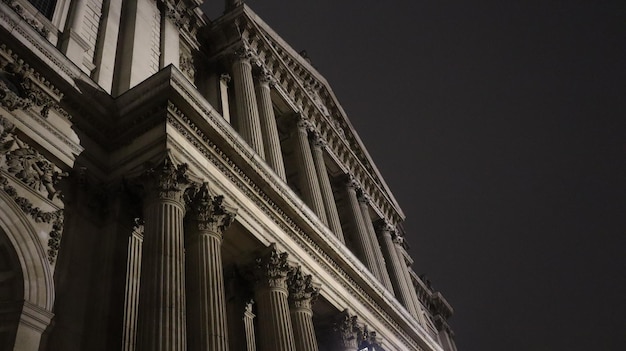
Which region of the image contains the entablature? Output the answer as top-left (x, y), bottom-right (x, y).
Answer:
top-left (202, 5), bottom-right (406, 227)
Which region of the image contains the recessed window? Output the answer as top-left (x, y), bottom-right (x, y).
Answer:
top-left (27, 0), bottom-right (57, 19)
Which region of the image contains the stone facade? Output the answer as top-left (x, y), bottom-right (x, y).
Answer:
top-left (0, 1), bottom-right (456, 350)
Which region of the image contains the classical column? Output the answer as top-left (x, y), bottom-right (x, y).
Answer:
top-left (358, 192), bottom-right (394, 291)
top-left (331, 311), bottom-right (359, 351)
top-left (135, 156), bottom-right (190, 351)
top-left (255, 72), bottom-right (287, 181)
top-left (243, 301), bottom-right (258, 351)
top-left (252, 245), bottom-right (296, 351)
top-left (121, 220), bottom-right (143, 351)
top-left (376, 220), bottom-right (420, 317)
top-left (344, 177), bottom-right (380, 280)
top-left (310, 134), bottom-right (344, 242)
top-left (287, 267), bottom-right (320, 351)
top-left (232, 47), bottom-right (265, 158)
top-left (294, 118), bottom-right (327, 223)
top-left (186, 183), bottom-right (236, 351)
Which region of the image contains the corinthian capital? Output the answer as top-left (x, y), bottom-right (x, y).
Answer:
top-left (332, 310), bottom-right (359, 349)
top-left (287, 267), bottom-right (319, 310)
top-left (138, 155), bottom-right (191, 205)
top-left (187, 182), bottom-right (236, 234)
top-left (374, 219), bottom-right (396, 236)
top-left (253, 244), bottom-right (290, 290)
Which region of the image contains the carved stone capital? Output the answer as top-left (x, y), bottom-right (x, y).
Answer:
top-left (309, 130), bottom-right (327, 149)
top-left (332, 310), bottom-right (359, 349)
top-left (374, 219), bottom-right (396, 236)
top-left (137, 155), bottom-right (191, 205)
top-left (232, 45), bottom-right (255, 63)
top-left (356, 189), bottom-right (370, 204)
top-left (254, 68), bottom-right (274, 86)
top-left (253, 244), bottom-right (290, 290)
top-left (345, 174), bottom-right (361, 191)
top-left (220, 73), bottom-right (232, 84)
top-left (186, 182), bottom-right (236, 235)
top-left (287, 267), bottom-right (319, 310)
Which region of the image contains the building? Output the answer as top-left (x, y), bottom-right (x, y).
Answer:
top-left (0, 0), bottom-right (456, 350)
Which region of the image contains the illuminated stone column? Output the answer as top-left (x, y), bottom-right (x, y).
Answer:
top-left (287, 267), bottom-right (320, 351)
top-left (310, 134), bottom-right (344, 242)
top-left (357, 193), bottom-right (394, 291)
top-left (344, 177), bottom-right (380, 279)
top-left (376, 220), bottom-right (420, 317)
top-left (220, 73), bottom-right (232, 123)
top-left (243, 301), bottom-right (258, 351)
top-left (232, 47), bottom-right (265, 158)
top-left (253, 245), bottom-right (296, 351)
top-left (294, 119), bottom-right (327, 223)
top-left (186, 183), bottom-right (236, 351)
top-left (136, 156), bottom-right (190, 351)
top-left (255, 73), bottom-right (286, 180)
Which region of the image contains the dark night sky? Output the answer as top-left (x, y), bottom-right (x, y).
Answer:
top-left (202, 1), bottom-right (626, 350)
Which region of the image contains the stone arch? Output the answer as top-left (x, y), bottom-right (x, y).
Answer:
top-left (0, 190), bottom-right (54, 350)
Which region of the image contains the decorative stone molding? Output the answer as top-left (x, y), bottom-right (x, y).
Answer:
top-left (287, 267), bottom-right (319, 310)
top-left (253, 244), bottom-right (290, 289)
top-left (332, 310), bottom-right (359, 349)
top-left (0, 175), bottom-right (63, 263)
top-left (186, 182), bottom-right (236, 233)
top-left (179, 43), bottom-right (195, 81)
top-left (136, 155), bottom-right (192, 205)
top-left (0, 44), bottom-right (68, 119)
top-left (0, 116), bottom-right (65, 200)
top-left (1, 0), bottom-right (49, 37)
top-left (166, 103), bottom-right (423, 350)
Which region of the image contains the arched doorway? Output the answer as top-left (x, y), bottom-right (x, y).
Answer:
top-left (0, 228), bottom-right (24, 351)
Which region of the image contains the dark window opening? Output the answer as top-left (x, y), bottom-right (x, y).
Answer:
top-left (28, 0), bottom-right (57, 19)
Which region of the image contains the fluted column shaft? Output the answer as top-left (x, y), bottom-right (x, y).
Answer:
top-left (136, 159), bottom-right (190, 351)
top-left (232, 52), bottom-right (265, 157)
top-left (294, 120), bottom-right (327, 223)
top-left (358, 195), bottom-right (394, 291)
top-left (345, 180), bottom-right (380, 279)
top-left (256, 76), bottom-right (287, 180)
top-left (288, 268), bottom-right (319, 351)
top-left (186, 184), bottom-right (236, 351)
top-left (254, 246), bottom-right (296, 351)
top-left (243, 302), bottom-right (258, 351)
top-left (311, 136), bottom-right (345, 242)
top-left (377, 222), bottom-right (420, 317)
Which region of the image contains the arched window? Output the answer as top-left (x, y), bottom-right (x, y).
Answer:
top-left (27, 0), bottom-right (57, 19)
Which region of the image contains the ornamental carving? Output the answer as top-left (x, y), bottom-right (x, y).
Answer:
top-left (179, 43), bottom-right (195, 81)
top-left (332, 310), bottom-right (359, 349)
top-left (159, 0), bottom-right (199, 35)
top-left (137, 155), bottom-right (191, 204)
top-left (1, 0), bottom-right (49, 37)
top-left (0, 175), bottom-right (63, 263)
top-left (0, 116), bottom-right (65, 200)
top-left (287, 267), bottom-right (319, 310)
top-left (0, 47), bottom-right (66, 118)
top-left (186, 182), bottom-right (236, 234)
top-left (253, 244), bottom-right (290, 290)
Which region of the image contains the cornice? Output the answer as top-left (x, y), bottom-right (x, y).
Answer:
top-left (137, 67), bottom-right (443, 351)
top-left (206, 7), bottom-right (405, 226)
